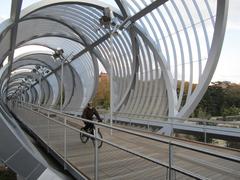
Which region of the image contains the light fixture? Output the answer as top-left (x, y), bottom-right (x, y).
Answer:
top-left (52, 48), bottom-right (64, 60)
top-left (99, 7), bottom-right (113, 29)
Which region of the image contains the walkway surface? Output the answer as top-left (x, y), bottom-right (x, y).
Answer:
top-left (13, 106), bottom-right (240, 180)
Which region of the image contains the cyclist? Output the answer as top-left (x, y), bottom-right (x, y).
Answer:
top-left (81, 102), bottom-right (102, 135)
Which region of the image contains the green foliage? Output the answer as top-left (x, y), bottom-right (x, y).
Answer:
top-left (0, 167), bottom-right (16, 180)
top-left (193, 81), bottom-right (240, 118)
top-left (226, 141), bottom-right (240, 149)
top-left (193, 107), bottom-right (211, 119)
top-left (199, 83), bottom-right (224, 116)
top-left (222, 106), bottom-right (240, 117)
top-left (194, 135), bottom-right (215, 144)
top-left (93, 77), bottom-right (240, 116)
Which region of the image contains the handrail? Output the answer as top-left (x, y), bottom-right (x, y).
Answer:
top-left (18, 104), bottom-right (209, 179)
top-left (66, 107), bottom-right (240, 126)
top-left (111, 112), bottom-right (240, 125)
top-left (22, 103), bottom-right (240, 158)
top-left (14, 102), bottom-right (240, 180)
top-left (22, 102), bottom-right (240, 126)
top-left (20, 102), bottom-right (240, 163)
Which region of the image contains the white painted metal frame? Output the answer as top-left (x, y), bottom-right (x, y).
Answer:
top-left (0, 0), bottom-right (229, 123)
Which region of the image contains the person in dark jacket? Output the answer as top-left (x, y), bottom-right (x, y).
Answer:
top-left (81, 102), bottom-right (102, 134)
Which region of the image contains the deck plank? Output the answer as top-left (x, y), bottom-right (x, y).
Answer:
top-left (14, 107), bottom-right (240, 180)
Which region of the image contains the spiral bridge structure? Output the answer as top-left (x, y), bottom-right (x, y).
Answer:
top-left (0, 0), bottom-right (231, 179)
top-left (0, 0), bottom-right (228, 118)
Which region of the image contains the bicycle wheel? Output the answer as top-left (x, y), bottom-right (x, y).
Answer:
top-left (93, 129), bottom-right (103, 148)
top-left (80, 127), bottom-right (89, 143)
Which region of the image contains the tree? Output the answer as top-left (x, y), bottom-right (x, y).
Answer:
top-left (93, 73), bottom-right (110, 109)
top-left (193, 81), bottom-right (240, 118)
top-left (196, 82), bottom-right (225, 116)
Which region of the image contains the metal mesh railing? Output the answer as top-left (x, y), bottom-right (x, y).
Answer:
top-left (11, 102), bottom-right (240, 180)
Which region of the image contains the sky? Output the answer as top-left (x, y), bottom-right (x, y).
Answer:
top-left (0, 0), bottom-right (239, 83)
top-left (211, 0), bottom-right (240, 83)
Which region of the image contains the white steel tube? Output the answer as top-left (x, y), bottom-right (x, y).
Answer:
top-left (47, 112), bottom-right (50, 149)
top-left (64, 116), bottom-right (67, 169)
top-left (39, 76), bottom-right (41, 107)
top-left (204, 121), bottom-right (207, 143)
top-left (60, 60), bottom-right (64, 112)
top-left (94, 126), bottom-right (99, 180)
top-left (168, 142), bottom-right (173, 180)
top-left (110, 32), bottom-right (114, 135)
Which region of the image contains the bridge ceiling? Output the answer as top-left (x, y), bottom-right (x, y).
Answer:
top-left (0, 0), bottom-right (228, 118)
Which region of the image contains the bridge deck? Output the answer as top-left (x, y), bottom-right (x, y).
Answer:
top-left (14, 106), bottom-right (240, 180)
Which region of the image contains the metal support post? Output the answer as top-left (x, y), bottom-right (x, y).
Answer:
top-left (60, 60), bottom-right (64, 112)
top-left (64, 116), bottom-right (67, 169)
top-left (147, 119), bottom-right (150, 131)
top-left (39, 75), bottom-right (41, 108)
top-left (170, 118), bottom-right (173, 137)
top-left (46, 110), bottom-right (50, 152)
top-left (94, 126), bottom-right (99, 180)
top-left (21, 92), bottom-right (23, 108)
top-left (47, 115), bottom-right (50, 152)
top-left (110, 32), bottom-right (114, 135)
top-left (168, 142), bottom-right (173, 180)
top-left (23, 90), bottom-right (25, 103)
top-left (204, 121), bottom-right (207, 143)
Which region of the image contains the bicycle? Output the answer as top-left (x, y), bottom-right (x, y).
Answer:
top-left (80, 125), bottom-right (103, 148)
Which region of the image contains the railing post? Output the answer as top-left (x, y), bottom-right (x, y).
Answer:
top-left (204, 121), bottom-right (207, 143)
top-left (168, 141), bottom-right (172, 180)
top-left (110, 113), bottom-right (113, 135)
top-left (47, 111), bottom-right (50, 152)
top-left (147, 118), bottom-right (150, 131)
top-left (64, 116), bottom-right (67, 170)
top-left (94, 126), bottom-right (99, 180)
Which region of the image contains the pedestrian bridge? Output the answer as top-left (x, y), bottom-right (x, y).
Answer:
top-left (7, 102), bottom-right (240, 180)
top-left (1, 0), bottom-right (239, 179)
